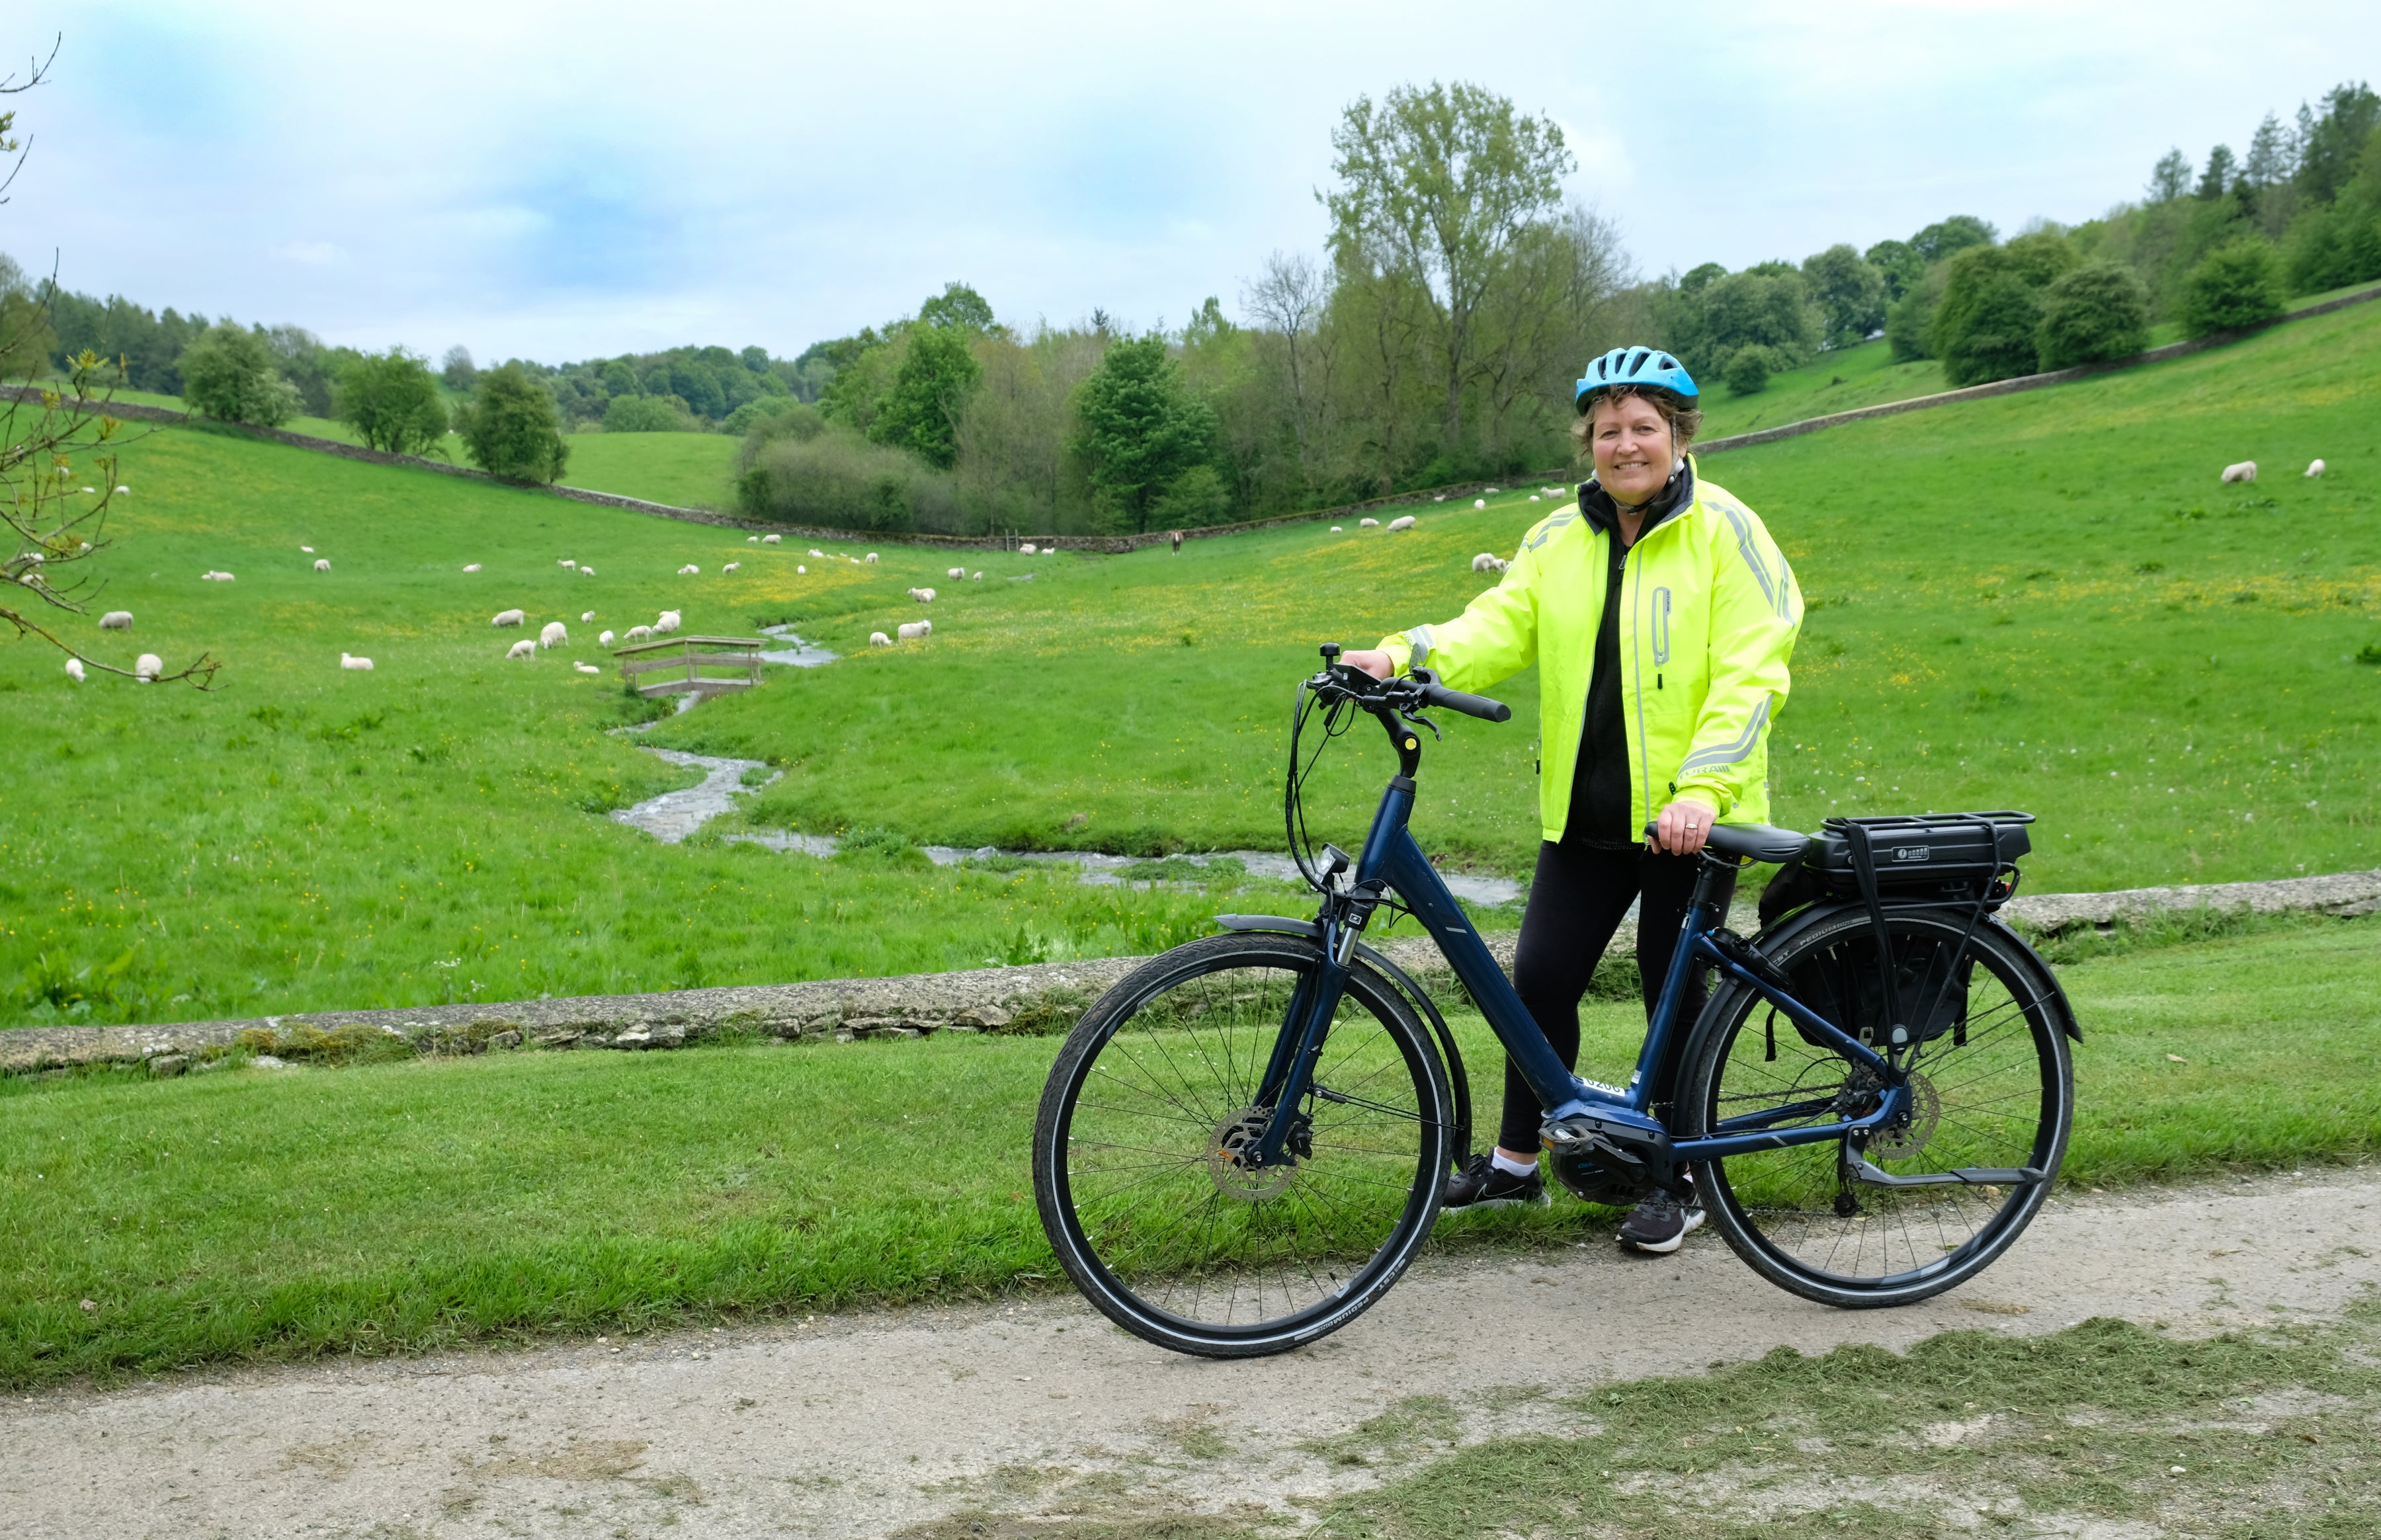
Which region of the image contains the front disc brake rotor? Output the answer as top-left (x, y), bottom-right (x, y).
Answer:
top-left (1208, 1107), bottom-right (1300, 1201)
top-left (1867, 1073), bottom-right (1941, 1162)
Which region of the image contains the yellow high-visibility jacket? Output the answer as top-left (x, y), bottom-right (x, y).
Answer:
top-left (1377, 458), bottom-right (1801, 841)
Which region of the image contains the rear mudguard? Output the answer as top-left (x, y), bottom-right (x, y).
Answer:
top-left (1214, 914), bottom-right (1475, 1161)
top-left (1751, 899), bottom-right (2081, 1043)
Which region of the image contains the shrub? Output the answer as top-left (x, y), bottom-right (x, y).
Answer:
top-left (456, 362), bottom-right (569, 483)
top-left (735, 421), bottom-right (958, 534)
top-left (179, 322), bottom-right (301, 426)
top-left (2178, 239), bottom-right (2286, 335)
top-left (334, 347), bottom-right (448, 454)
top-left (1933, 239), bottom-right (2073, 385)
top-left (1148, 464), bottom-right (1231, 528)
top-left (602, 393), bottom-right (698, 432)
top-left (2035, 261), bottom-right (2151, 370)
top-left (1723, 344), bottom-right (1777, 396)
top-left (721, 395), bottom-right (801, 435)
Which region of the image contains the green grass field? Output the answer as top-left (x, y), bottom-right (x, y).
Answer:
top-left (556, 429), bottom-right (739, 509)
top-left (5, 297), bottom-right (2378, 1027)
top-left (0, 911), bottom-right (2370, 1389)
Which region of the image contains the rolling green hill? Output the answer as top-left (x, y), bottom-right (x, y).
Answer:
top-left (4, 296), bottom-right (2376, 1027)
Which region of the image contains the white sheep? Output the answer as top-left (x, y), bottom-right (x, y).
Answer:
top-left (1388, 515), bottom-right (1417, 532)
top-left (2306, 458), bottom-right (2326, 477)
top-left (972, 571), bottom-right (982, 580)
top-left (581, 610), bottom-right (595, 623)
top-left (1474, 498), bottom-right (1487, 509)
top-left (898, 621), bottom-right (927, 641)
top-left (797, 565), bottom-right (807, 575)
top-left (313, 558), bottom-right (331, 573)
top-left (747, 535), bottom-right (759, 543)
top-left (135, 653), bottom-right (163, 681)
top-left (340, 653), bottom-right (374, 671)
top-left (865, 552), bottom-right (879, 563)
top-left (654, 610), bottom-right (681, 635)
top-left (678, 564), bottom-right (700, 575)
top-left (809, 548), bottom-right (825, 557)
top-left (1359, 518), bottom-right (1379, 529)
top-left (1331, 526), bottom-right (1343, 533)
top-left (599, 629), bottom-right (616, 647)
top-left (1020, 543), bottom-right (1038, 555)
top-left (300, 546), bottom-right (314, 553)
top-left (493, 609), bottom-right (526, 628)
top-left (560, 559), bottom-right (576, 569)
top-left (2220, 461), bottom-right (2257, 483)
top-left (505, 639), bottom-right (536, 660)
top-left (1528, 495), bottom-right (1542, 502)
top-left (763, 534), bottom-right (782, 544)
top-left (463, 563), bottom-right (481, 573)
top-left (575, 662), bottom-right (601, 674)
top-left (201, 570), bottom-right (235, 581)
top-left (920, 618), bottom-right (932, 635)
top-left (1484, 487), bottom-right (1499, 494)
top-left (1471, 552), bottom-right (1499, 573)
top-left (1542, 487), bottom-right (1565, 496)
top-left (624, 625), bottom-right (653, 643)
top-left (65, 657), bottom-right (85, 683)
top-left (948, 566), bottom-right (966, 579)
top-left (722, 561), bottom-right (741, 573)
top-left (869, 631), bottom-right (892, 647)
top-left (540, 621), bottom-right (568, 649)
top-left (99, 610), bottom-right (132, 630)
top-left (579, 565), bottom-right (595, 577)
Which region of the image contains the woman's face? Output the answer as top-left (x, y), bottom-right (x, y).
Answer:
top-left (1586, 393), bottom-right (1675, 505)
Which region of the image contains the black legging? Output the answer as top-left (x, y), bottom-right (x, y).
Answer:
top-left (1498, 836), bottom-right (1711, 1154)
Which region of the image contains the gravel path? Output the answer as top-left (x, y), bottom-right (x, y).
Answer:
top-left (6, 1172), bottom-right (2372, 1538)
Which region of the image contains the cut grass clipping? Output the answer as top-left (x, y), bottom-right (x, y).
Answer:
top-left (2, 912), bottom-right (2373, 1391)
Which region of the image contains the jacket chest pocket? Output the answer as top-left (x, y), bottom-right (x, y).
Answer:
top-left (1649, 586), bottom-right (1673, 666)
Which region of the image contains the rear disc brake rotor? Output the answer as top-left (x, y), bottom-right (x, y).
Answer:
top-left (1867, 1073), bottom-right (1941, 1162)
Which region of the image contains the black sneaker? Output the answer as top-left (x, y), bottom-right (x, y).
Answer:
top-left (1616, 1185), bottom-right (1704, 1253)
top-left (1442, 1153), bottom-right (1548, 1210)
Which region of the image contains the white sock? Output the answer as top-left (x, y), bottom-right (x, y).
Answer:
top-left (1490, 1149), bottom-right (1538, 1178)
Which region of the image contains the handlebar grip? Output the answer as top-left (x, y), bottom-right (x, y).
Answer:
top-left (1410, 669), bottom-right (1511, 723)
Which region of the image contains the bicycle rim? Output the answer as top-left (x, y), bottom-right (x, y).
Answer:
top-left (1034, 934), bottom-right (1451, 1356)
top-left (1687, 911), bottom-right (2073, 1306)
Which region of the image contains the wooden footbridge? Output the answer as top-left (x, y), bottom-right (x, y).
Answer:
top-left (614, 635), bottom-right (767, 700)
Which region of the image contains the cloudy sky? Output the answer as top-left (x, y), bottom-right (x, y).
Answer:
top-left (6, 1), bottom-right (2376, 364)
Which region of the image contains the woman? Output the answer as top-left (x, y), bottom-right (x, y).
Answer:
top-left (1340, 346), bottom-right (1801, 1254)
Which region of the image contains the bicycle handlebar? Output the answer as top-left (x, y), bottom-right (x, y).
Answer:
top-left (1408, 668), bottom-right (1513, 723)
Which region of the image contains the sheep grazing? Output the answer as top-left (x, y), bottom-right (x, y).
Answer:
top-left (200, 570), bottom-right (235, 581)
top-left (135, 653), bottom-right (163, 681)
top-left (654, 610), bottom-right (682, 635)
top-left (540, 621), bottom-right (568, 649)
top-left (920, 618), bottom-right (933, 635)
top-left (908, 587), bottom-right (936, 602)
top-left (1528, 495), bottom-right (1542, 502)
top-left (1020, 542), bottom-right (1038, 555)
top-left (99, 610), bottom-right (133, 630)
top-left (869, 631), bottom-right (893, 647)
top-left (493, 609), bottom-right (526, 628)
top-left (763, 534), bottom-right (782, 544)
top-left (65, 657), bottom-right (85, 682)
top-left (865, 552), bottom-right (880, 563)
top-left (747, 535), bottom-right (760, 544)
top-left (1331, 525), bottom-right (1343, 532)
top-left (579, 565), bottom-right (595, 576)
top-left (599, 629), bottom-right (616, 647)
top-left (313, 558), bottom-right (331, 573)
top-left (797, 565), bottom-right (807, 575)
top-left (1474, 498), bottom-right (1487, 509)
top-left (560, 559), bottom-right (576, 569)
top-left (581, 610), bottom-right (595, 623)
top-left (2306, 458), bottom-right (2326, 477)
top-left (947, 566), bottom-right (965, 579)
top-left (1433, 495), bottom-right (1446, 502)
top-left (1484, 487), bottom-right (1499, 495)
top-left (1542, 487), bottom-right (1566, 496)
top-left (972, 570), bottom-right (983, 580)
top-left (722, 561), bottom-right (741, 573)
top-left (809, 548), bottom-right (825, 557)
top-left (678, 564), bottom-right (700, 575)
top-left (1472, 552), bottom-right (1507, 573)
top-left (624, 625), bottom-right (653, 643)
top-left (340, 653), bottom-right (374, 671)
top-left (505, 639), bottom-right (536, 660)
top-left (300, 546), bottom-right (314, 553)
top-left (575, 662), bottom-right (601, 674)
top-left (1388, 515), bottom-right (1417, 532)
top-left (898, 621), bottom-right (928, 641)
top-left (463, 563), bottom-right (482, 573)
top-left (1359, 518), bottom-right (1379, 529)
top-left (2220, 461), bottom-right (2257, 483)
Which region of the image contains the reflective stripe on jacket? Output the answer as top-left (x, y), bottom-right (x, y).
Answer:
top-left (1376, 456), bottom-right (1800, 841)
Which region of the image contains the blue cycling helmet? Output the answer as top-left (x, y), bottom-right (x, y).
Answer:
top-left (1574, 346), bottom-right (1698, 413)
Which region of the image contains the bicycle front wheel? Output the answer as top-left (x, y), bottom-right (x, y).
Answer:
top-left (1677, 909), bottom-right (2073, 1309)
top-left (1032, 932), bottom-right (1455, 1358)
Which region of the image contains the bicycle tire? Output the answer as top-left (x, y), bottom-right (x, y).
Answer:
top-left (1677, 908), bottom-right (2073, 1309)
top-left (1032, 932), bottom-right (1456, 1358)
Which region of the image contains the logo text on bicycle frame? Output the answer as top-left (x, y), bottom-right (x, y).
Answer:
top-left (1894, 845), bottom-right (1933, 862)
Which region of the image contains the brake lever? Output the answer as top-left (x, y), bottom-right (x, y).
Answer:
top-left (1398, 708), bottom-right (1442, 741)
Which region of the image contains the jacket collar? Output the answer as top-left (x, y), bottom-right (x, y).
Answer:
top-left (1577, 454), bottom-right (1697, 541)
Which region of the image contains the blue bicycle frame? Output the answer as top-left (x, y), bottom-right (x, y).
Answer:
top-left (1237, 766), bottom-right (1915, 1176)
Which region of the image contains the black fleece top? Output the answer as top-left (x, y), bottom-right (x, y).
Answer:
top-left (1566, 461), bottom-right (1696, 846)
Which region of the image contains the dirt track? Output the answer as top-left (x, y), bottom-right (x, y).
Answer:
top-left (5, 1172), bottom-right (2374, 1538)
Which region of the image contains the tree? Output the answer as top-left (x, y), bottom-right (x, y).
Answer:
top-left (1909, 216), bottom-right (1998, 264)
top-left (1933, 236), bottom-right (2075, 385)
top-left (1884, 259), bottom-right (1946, 361)
top-left (2194, 144), bottom-right (2237, 201)
top-left (2294, 82), bottom-right (2381, 207)
top-left (2034, 261), bottom-right (2150, 369)
top-left (2147, 149), bottom-right (2193, 204)
top-left (1071, 335), bottom-right (1216, 532)
top-left (1723, 344), bottom-right (1776, 396)
top-left (2178, 238), bottom-right (2286, 335)
top-left (2242, 114), bottom-right (2295, 192)
top-left (918, 281), bottom-right (996, 332)
top-left (1863, 238), bottom-right (1923, 301)
top-left (1694, 268), bottom-right (1818, 373)
top-left (335, 347), bottom-right (447, 454)
top-left (440, 345), bottom-right (476, 391)
top-left (1322, 80), bottom-right (1573, 448)
top-left (0, 256), bottom-right (56, 378)
top-left (1802, 243), bottom-right (1887, 344)
top-left (604, 393), bottom-right (694, 432)
top-left (179, 321), bottom-right (300, 426)
top-left (456, 362), bottom-right (568, 483)
top-left (868, 322), bottom-right (981, 469)
top-left (266, 325), bottom-right (335, 416)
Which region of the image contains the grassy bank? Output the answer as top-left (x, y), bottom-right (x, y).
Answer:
top-left (2, 912), bottom-right (2372, 1391)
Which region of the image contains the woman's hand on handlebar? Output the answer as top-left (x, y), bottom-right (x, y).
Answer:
top-left (1649, 798), bottom-right (1718, 856)
top-left (1339, 648), bottom-right (1394, 680)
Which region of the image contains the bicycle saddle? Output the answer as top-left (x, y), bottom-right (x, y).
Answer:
top-left (1702, 823), bottom-right (1813, 865)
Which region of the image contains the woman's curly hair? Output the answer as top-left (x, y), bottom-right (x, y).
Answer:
top-left (1569, 387), bottom-right (1703, 459)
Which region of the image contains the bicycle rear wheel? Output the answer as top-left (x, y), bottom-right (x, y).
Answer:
top-left (1677, 909), bottom-right (2073, 1309)
top-left (1032, 932), bottom-right (1455, 1358)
